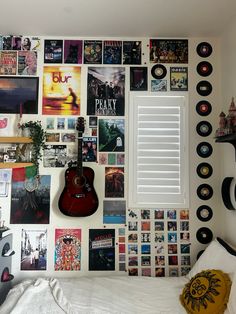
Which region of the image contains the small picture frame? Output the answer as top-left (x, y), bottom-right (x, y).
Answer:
top-left (130, 67), bottom-right (148, 91)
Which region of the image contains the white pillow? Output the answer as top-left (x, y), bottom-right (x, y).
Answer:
top-left (188, 237), bottom-right (236, 279)
top-left (225, 272), bottom-right (236, 314)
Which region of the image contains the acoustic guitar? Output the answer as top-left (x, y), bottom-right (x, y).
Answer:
top-left (58, 117), bottom-right (99, 217)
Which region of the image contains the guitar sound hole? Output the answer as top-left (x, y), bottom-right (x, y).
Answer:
top-left (73, 176), bottom-right (85, 187)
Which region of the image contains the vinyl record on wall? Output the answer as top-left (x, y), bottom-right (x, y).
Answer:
top-left (196, 205), bottom-right (213, 222)
top-left (151, 64), bottom-right (167, 79)
top-left (196, 81), bottom-right (212, 96)
top-left (196, 61), bottom-right (213, 77)
top-left (197, 184), bottom-right (213, 200)
top-left (196, 227), bottom-right (213, 244)
top-left (196, 42), bottom-right (213, 58)
top-left (196, 100), bottom-right (212, 116)
top-left (196, 142), bottom-right (213, 158)
top-left (196, 162), bottom-right (213, 179)
top-left (196, 121), bottom-right (212, 137)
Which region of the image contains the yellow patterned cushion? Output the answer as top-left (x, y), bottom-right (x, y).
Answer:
top-left (180, 269), bottom-right (231, 314)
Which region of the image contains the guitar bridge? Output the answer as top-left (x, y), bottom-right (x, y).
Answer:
top-left (74, 193), bottom-right (85, 198)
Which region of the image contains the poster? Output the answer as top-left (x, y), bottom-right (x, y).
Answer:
top-left (83, 40), bottom-right (102, 64)
top-left (82, 137), bottom-right (97, 162)
top-left (130, 67), bottom-right (147, 91)
top-left (43, 145), bottom-right (67, 167)
top-left (99, 118), bottom-right (125, 152)
top-left (64, 40), bottom-right (83, 64)
top-left (0, 51), bottom-right (17, 75)
top-left (10, 175), bottom-right (51, 224)
top-left (170, 67), bottom-right (188, 91)
top-left (87, 67), bottom-right (125, 116)
top-left (123, 41), bottom-right (142, 64)
top-left (103, 200), bottom-right (126, 224)
top-left (44, 39), bottom-right (63, 63)
top-left (18, 51), bottom-right (37, 75)
top-left (42, 66), bottom-right (81, 115)
top-left (103, 40), bottom-right (122, 64)
top-left (21, 229), bottom-right (47, 270)
top-left (105, 166), bottom-right (124, 197)
top-left (89, 229), bottom-right (115, 270)
top-left (54, 228), bottom-right (81, 271)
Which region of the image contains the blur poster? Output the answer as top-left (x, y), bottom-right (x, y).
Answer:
top-left (89, 229), bottom-right (115, 270)
top-left (42, 66), bottom-right (81, 115)
top-left (87, 67), bottom-right (125, 116)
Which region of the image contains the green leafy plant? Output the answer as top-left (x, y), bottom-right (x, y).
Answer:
top-left (18, 120), bottom-right (46, 171)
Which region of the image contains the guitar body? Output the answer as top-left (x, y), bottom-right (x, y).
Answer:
top-left (59, 166), bottom-right (99, 217)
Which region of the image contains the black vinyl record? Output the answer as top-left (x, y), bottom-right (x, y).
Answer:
top-left (151, 64), bottom-right (167, 79)
top-left (196, 81), bottom-right (212, 96)
top-left (196, 100), bottom-right (212, 116)
top-left (196, 42), bottom-right (213, 58)
top-left (197, 184), bottom-right (213, 200)
top-left (196, 121), bottom-right (212, 137)
top-left (196, 142), bottom-right (213, 158)
top-left (196, 227), bottom-right (213, 244)
top-left (196, 162), bottom-right (213, 179)
top-left (196, 61), bottom-right (213, 77)
top-left (196, 205), bottom-right (213, 222)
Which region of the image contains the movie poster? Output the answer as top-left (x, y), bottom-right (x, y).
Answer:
top-left (105, 167), bottom-right (124, 198)
top-left (123, 41), bottom-right (142, 64)
top-left (103, 40), bottom-right (122, 64)
top-left (149, 39), bottom-right (188, 63)
top-left (42, 66), bottom-right (81, 115)
top-left (0, 51), bottom-right (17, 75)
top-left (84, 40), bottom-right (102, 64)
top-left (103, 200), bottom-right (126, 224)
top-left (89, 229), bottom-right (115, 270)
top-left (54, 229), bottom-right (81, 271)
top-left (170, 67), bottom-right (188, 91)
top-left (44, 39), bottom-right (63, 63)
top-left (99, 118), bottom-right (125, 152)
top-left (18, 51), bottom-right (37, 75)
top-left (21, 229), bottom-right (47, 270)
top-left (64, 40), bottom-right (82, 64)
top-left (87, 67), bottom-right (125, 116)
top-left (10, 175), bottom-right (51, 224)
top-left (82, 137), bottom-right (97, 162)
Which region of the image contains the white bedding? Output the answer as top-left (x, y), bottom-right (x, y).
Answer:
top-left (0, 276), bottom-right (188, 314)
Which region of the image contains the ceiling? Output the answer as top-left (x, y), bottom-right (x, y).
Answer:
top-left (1, 0), bottom-right (236, 38)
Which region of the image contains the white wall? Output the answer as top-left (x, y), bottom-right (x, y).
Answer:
top-left (220, 19), bottom-right (236, 246)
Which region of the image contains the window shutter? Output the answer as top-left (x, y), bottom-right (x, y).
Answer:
top-left (128, 93), bottom-right (189, 208)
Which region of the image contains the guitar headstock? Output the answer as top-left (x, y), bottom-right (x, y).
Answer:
top-left (76, 117), bottom-right (85, 136)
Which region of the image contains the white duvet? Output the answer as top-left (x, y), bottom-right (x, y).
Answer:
top-left (0, 276), bottom-right (188, 314)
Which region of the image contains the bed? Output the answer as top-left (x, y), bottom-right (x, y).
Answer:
top-left (0, 237), bottom-right (235, 314)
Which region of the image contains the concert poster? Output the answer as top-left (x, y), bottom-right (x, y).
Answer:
top-left (82, 137), bottom-right (97, 162)
top-left (98, 118), bottom-right (125, 152)
top-left (87, 67), bottom-right (125, 116)
top-left (89, 229), bottom-right (115, 271)
top-left (0, 51), bottom-right (17, 75)
top-left (123, 41), bottom-right (142, 64)
top-left (64, 40), bottom-right (83, 64)
top-left (149, 39), bottom-right (188, 63)
top-left (21, 229), bottom-right (47, 271)
top-left (44, 39), bottom-right (63, 63)
top-left (84, 40), bottom-right (102, 64)
top-left (18, 51), bottom-right (37, 75)
top-left (10, 175), bottom-right (51, 224)
top-left (54, 228), bottom-right (81, 271)
top-left (103, 40), bottom-right (122, 64)
top-left (103, 200), bottom-right (126, 224)
top-left (105, 166), bottom-right (124, 198)
top-left (170, 67), bottom-right (188, 91)
top-left (42, 66), bottom-right (81, 115)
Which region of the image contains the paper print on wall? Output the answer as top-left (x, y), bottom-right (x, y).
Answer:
top-left (0, 51), bottom-right (17, 75)
top-left (21, 229), bottom-right (47, 270)
top-left (54, 228), bottom-right (81, 271)
top-left (149, 39), bottom-right (188, 63)
top-left (12, 36), bottom-right (22, 50)
top-left (44, 39), bottom-right (63, 63)
top-left (87, 67), bottom-right (125, 116)
top-left (99, 118), bottom-right (125, 152)
top-left (84, 40), bottom-right (102, 64)
top-left (123, 41), bottom-right (142, 65)
top-left (10, 175), bottom-right (51, 224)
top-left (2, 36), bottom-right (13, 50)
top-left (105, 167), bottom-right (124, 198)
top-left (43, 145), bottom-right (67, 167)
top-left (0, 77), bottom-right (39, 114)
top-left (82, 137), bottom-right (97, 162)
top-left (103, 40), bottom-right (122, 64)
top-left (103, 200), bottom-right (126, 224)
top-left (89, 229), bottom-right (115, 271)
top-left (130, 67), bottom-right (147, 91)
top-left (18, 51), bottom-right (37, 75)
top-left (151, 79), bottom-right (167, 92)
top-left (170, 67), bottom-right (188, 91)
top-left (64, 40), bottom-right (83, 64)
top-left (42, 66), bottom-right (81, 115)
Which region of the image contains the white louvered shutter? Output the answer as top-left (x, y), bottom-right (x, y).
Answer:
top-left (128, 93), bottom-right (189, 208)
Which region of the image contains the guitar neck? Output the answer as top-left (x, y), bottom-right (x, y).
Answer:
top-left (77, 132), bottom-right (83, 177)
